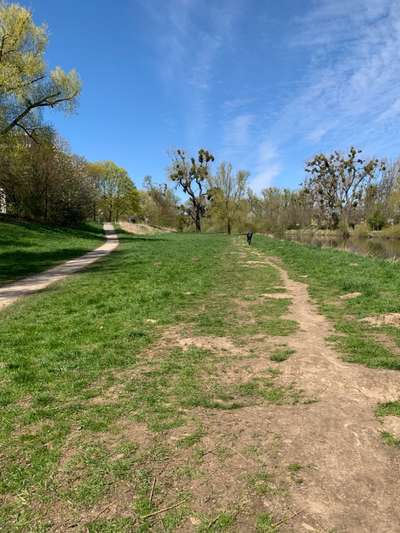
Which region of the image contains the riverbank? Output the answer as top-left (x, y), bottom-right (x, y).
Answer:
top-left (283, 227), bottom-right (400, 260)
top-left (285, 224), bottom-right (400, 240)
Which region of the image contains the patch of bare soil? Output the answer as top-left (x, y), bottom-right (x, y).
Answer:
top-left (361, 313), bottom-right (400, 327)
top-left (373, 333), bottom-right (400, 356)
top-left (245, 260), bottom-right (269, 265)
top-left (119, 221), bottom-right (176, 235)
top-left (261, 293), bottom-right (291, 300)
top-left (176, 335), bottom-right (241, 354)
top-left (173, 409), bottom-right (293, 529)
top-left (381, 416), bottom-right (400, 440)
top-left (246, 246), bottom-right (400, 532)
top-left (339, 292), bottom-right (362, 300)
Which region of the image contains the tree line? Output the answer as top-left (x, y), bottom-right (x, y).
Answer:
top-left (0, 1), bottom-right (138, 225)
top-left (138, 146), bottom-right (398, 237)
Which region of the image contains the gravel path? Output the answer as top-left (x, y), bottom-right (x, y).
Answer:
top-left (0, 223), bottom-right (118, 311)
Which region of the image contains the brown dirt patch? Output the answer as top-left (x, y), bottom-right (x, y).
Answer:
top-left (261, 293), bottom-right (290, 300)
top-left (176, 335), bottom-right (242, 354)
top-left (119, 221), bottom-right (176, 235)
top-left (373, 333), bottom-right (400, 355)
top-left (381, 416), bottom-right (400, 440)
top-left (339, 292), bottom-right (362, 300)
top-left (362, 313), bottom-right (400, 326)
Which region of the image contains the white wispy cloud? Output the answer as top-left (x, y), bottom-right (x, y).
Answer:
top-left (223, 113), bottom-right (255, 152)
top-left (248, 0), bottom-right (400, 188)
top-left (284, 0), bottom-right (400, 150)
top-left (223, 98), bottom-right (254, 111)
top-left (250, 141), bottom-right (282, 193)
top-left (143, 0), bottom-right (244, 145)
top-left (306, 126), bottom-right (330, 144)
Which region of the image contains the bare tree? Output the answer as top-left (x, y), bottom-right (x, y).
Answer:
top-left (168, 148), bottom-right (214, 232)
top-left (304, 147), bottom-right (385, 230)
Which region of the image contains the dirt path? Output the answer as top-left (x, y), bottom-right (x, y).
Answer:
top-left (0, 223), bottom-right (118, 311)
top-left (245, 244), bottom-right (400, 532)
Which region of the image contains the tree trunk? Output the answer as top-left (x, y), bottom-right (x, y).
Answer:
top-left (44, 180), bottom-right (48, 222)
top-left (195, 207), bottom-right (202, 232)
top-left (227, 218), bottom-right (231, 235)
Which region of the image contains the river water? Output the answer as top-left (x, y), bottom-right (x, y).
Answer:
top-left (284, 233), bottom-right (400, 260)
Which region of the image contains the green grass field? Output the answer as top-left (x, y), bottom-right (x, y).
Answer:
top-left (1, 230), bottom-right (399, 531)
top-left (0, 219), bottom-right (104, 286)
top-left (1, 231), bottom-right (299, 531)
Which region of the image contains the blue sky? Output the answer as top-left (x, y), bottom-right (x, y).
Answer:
top-left (22, 0), bottom-right (400, 192)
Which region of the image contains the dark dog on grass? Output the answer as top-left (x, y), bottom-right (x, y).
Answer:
top-left (246, 231), bottom-right (254, 245)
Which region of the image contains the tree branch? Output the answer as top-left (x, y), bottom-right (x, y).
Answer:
top-left (15, 122), bottom-right (39, 143)
top-left (2, 75), bottom-right (45, 94)
top-left (0, 90), bottom-right (78, 136)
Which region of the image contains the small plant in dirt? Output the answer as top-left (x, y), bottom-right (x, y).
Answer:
top-left (247, 470), bottom-right (282, 496)
top-left (287, 463), bottom-right (302, 473)
top-left (176, 427), bottom-right (205, 449)
top-left (381, 431), bottom-right (400, 448)
top-left (256, 512), bottom-right (278, 532)
top-left (198, 511), bottom-right (236, 531)
top-left (376, 401), bottom-right (400, 417)
top-left (270, 347), bottom-right (295, 362)
top-left (288, 463), bottom-right (304, 484)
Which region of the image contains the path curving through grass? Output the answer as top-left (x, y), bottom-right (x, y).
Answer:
top-left (0, 223), bottom-right (118, 311)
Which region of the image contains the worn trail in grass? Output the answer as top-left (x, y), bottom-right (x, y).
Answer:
top-left (244, 244), bottom-right (400, 532)
top-left (1, 231), bottom-right (400, 532)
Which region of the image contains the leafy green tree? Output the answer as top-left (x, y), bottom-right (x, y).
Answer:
top-left (368, 208), bottom-right (386, 231)
top-left (0, 1), bottom-right (80, 138)
top-left (168, 148), bottom-right (214, 232)
top-left (0, 129), bottom-right (95, 224)
top-left (208, 162), bottom-right (249, 234)
top-left (92, 161), bottom-right (139, 222)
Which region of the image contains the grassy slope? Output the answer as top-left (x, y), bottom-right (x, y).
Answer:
top-left (0, 220), bottom-right (104, 286)
top-left (0, 231), bottom-right (297, 531)
top-left (253, 235), bottom-right (400, 370)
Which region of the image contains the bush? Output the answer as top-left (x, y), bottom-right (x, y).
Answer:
top-left (368, 209), bottom-right (386, 231)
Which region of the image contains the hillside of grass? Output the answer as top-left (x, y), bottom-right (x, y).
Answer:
top-left (0, 219), bottom-right (104, 286)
